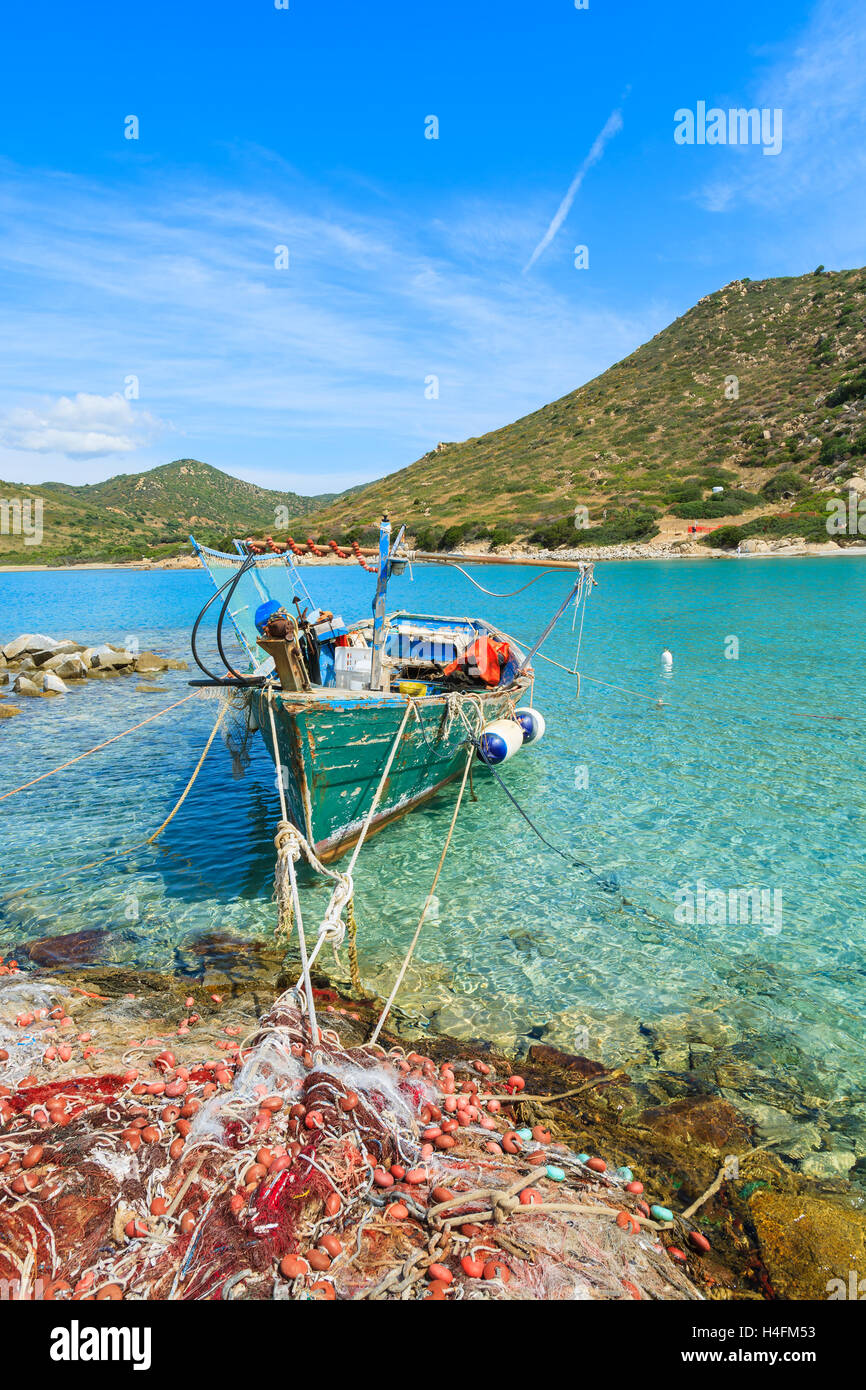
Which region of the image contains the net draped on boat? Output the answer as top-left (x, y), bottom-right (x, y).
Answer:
top-left (192, 540), bottom-right (321, 673)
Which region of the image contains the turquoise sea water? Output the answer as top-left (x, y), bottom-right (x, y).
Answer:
top-left (2, 557), bottom-right (865, 1169)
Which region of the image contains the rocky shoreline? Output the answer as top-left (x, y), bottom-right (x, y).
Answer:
top-left (3, 538), bottom-right (866, 573)
top-left (0, 633), bottom-right (187, 719)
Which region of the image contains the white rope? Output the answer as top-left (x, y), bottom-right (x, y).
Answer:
top-left (308, 697), bottom-right (415, 966)
top-left (266, 687), bottom-right (319, 1045)
top-left (369, 745), bottom-right (475, 1045)
top-left (264, 688), bottom-right (416, 991)
top-left (343, 699), bottom-right (415, 879)
top-left (571, 567), bottom-right (591, 696)
top-left (273, 819), bottom-right (319, 1046)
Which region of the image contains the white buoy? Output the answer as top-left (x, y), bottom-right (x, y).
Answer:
top-left (477, 718), bottom-right (524, 765)
top-left (661, 649), bottom-right (673, 670)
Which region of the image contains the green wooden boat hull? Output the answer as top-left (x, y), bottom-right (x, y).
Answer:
top-left (250, 681), bottom-right (531, 861)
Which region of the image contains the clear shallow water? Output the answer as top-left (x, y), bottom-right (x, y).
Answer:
top-left (2, 558), bottom-right (866, 1161)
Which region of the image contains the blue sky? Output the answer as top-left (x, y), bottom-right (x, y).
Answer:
top-left (1, 0), bottom-right (864, 494)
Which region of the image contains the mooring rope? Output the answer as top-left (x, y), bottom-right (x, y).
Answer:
top-left (0, 690), bottom-right (203, 802)
top-left (345, 897), bottom-right (375, 1001)
top-left (304, 697), bottom-right (416, 975)
top-left (266, 689), bottom-right (320, 1046)
top-left (470, 733), bottom-right (593, 872)
top-left (369, 745), bottom-right (474, 1045)
top-left (0, 695), bottom-right (229, 905)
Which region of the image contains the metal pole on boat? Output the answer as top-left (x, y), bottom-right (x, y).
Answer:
top-left (370, 514), bottom-right (391, 691)
top-left (515, 572), bottom-right (586, 676)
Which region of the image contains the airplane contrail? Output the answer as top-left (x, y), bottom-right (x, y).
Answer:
top-left (523, 108), bottom-right (624, 272)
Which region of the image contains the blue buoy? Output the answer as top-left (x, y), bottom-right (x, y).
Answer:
top-left (255, 599), bottom-right (283, 633)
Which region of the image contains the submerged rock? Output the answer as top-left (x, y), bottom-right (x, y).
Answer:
top-left (639, 1094), bottom-right (752, 1151)
top-left (0, 705), bottom-right (21, 718)
top-left (24, 927), bottom-right (110, 967)
top-left (799, 1151), bottom-right (856, 1182)
top-left (749, 1190), bottom-right (866, 1300)
top-left (527, 1042), bottom-right (607, 1077)
top-left (732, 1100), bottom-right (822, 1160)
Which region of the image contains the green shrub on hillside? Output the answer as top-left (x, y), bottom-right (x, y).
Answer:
top-left (761, 471), bottom-right (804, 500)
top-left (700, 510), bottom-right (831, 549)
top-left (530, 507), bottom-right (659, 548)
top-left (826, 369), bottom-right (866, 408)
top-left (669, 496), bottom-right (749, 519)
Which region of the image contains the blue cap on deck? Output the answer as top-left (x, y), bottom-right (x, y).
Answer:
top-left (255, 599), bottom-right (282, 633)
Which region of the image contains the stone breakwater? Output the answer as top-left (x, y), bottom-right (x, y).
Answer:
top-left (0, 633), bottom-right (188, 718)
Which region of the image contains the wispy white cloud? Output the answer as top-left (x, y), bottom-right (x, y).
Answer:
top-left (696, 0), bottom-right (866, 215)
top-left (0, 392), bottom-right (163, 458)
top-left (523, 109), bottom-right (624, 273)
top-left (0, 158), bottom-right (664, 488)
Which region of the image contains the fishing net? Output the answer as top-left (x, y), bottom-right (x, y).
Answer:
top-left (0, 981), bottom-right (702, 1301)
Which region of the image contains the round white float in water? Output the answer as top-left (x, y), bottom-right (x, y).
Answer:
top-left (514, 706), bottom-right (546, 745)
top-left (477, 717), bottom-right (524, 764)
top-left (661, 648), bottom-right (673, 669)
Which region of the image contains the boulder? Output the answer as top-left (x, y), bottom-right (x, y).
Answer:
top-left (42, 670), bottom-right (68, 695)
top-left (31, 640), bottom-right (80, 666)
top-left (1, 633), bottom-right (59, 661)
top-left (88, 645), bottom-right (136, 669)
top-left (42, 653), bottom-right (88, 679)
top-left (0, 670), bottom-right (7, 686)
top-left (0, 705), bottom-right (21, 718)
top-left (12, 674), bottom-right (42, 697)
top-left (135, 651), bottom-right (169, 673)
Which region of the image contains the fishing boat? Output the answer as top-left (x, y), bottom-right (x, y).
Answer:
top-left (188, 518), bottom-right (592, 863)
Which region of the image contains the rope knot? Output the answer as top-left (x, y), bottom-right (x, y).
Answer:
top-left (492, 1193), bottom-right (519, 1223)
top-left (318, 874), bottom-right (353, 947)
top-left (274, 819), bottom-right (301, 861)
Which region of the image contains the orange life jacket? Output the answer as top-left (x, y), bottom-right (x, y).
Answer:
top-left (443, 636), bottom-right (510, 686)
